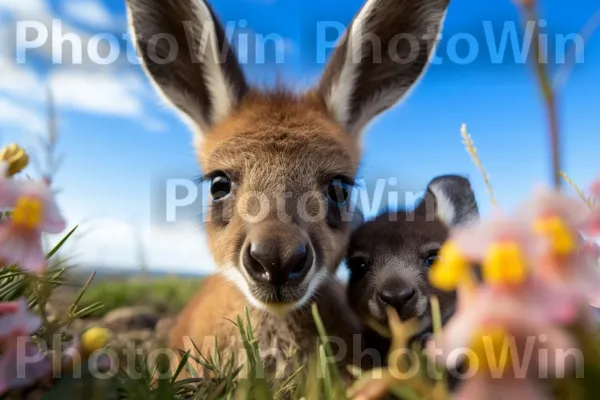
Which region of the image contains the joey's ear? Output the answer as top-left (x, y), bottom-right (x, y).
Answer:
top-left (318, 0), bottom-right (449, 137)
top-left (126, 0), bottom-right (249, 139)
top-left (415, 175), bottom-right (479, 227)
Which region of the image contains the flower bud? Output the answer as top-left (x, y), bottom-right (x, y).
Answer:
top-left (81, 327), bottom-right (111, 355)
top-left (0, 143), bottom-right (29, 177)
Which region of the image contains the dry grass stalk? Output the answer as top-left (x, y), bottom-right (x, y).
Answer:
top-left (460, 124), bottom-right (498, 207)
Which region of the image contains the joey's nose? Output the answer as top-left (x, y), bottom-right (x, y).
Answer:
top-left (378, 284), bottom-right (417, 318)
top-left (243, 237), bottom-right (313, 286)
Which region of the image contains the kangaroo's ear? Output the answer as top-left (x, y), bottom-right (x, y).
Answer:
top-left (318, 0), bottom-right (449, 137)
top-left (125, 0), bottom-right (249, 140)
top-left (415, 175), bottom-right (479, 227)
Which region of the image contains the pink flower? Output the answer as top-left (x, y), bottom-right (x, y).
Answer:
top-left (427, 284), bottom-right (582, 400)
top-left (0, 177), bottom-right (66, 272)
top-left (591, 180), bottom-right (600, 199)
top-left (513, 186), bottom-right (600, 297)
top-left (0, 300), bottom-right (40, 338)
top-left (516, 185), bottom-right (592, 230)
top-left (0, 299), bottom-right (50, 395)
top-left (450, 212), bottom-right (540, 264)
top-left (585, 180), bottom-right (600, 236)
top-left (428, 281), bottom-right (580, 367)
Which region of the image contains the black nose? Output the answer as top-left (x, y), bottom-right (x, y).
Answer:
top-left (378, 283), bottom-right (417, 318)
top-left (243, 237), bottom-right (313, 286)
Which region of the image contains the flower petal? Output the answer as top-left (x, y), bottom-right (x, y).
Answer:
top-left (0, 177), bottom-right (19, 209)
top-left (0, 337), bottom-right (50, 395)
top-left (591, 179), bottom-right (600, 199)
top-left (41, 194), bottom-right (66, 234)
top-left (3, 180), bottom-right (66, 234)
top-left (518, 185), bottom-right (591, 228)
top-left (0, 299), bottom-right (41, 339)
top-left (0, 227), bottom-right (46, 273)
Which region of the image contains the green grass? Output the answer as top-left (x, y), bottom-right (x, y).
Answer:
top-left (76, 276), bottom-right (204, 318)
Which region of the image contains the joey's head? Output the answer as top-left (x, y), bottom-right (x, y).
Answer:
top-left (346, 176), bottom-right (479, 334)
top-left (126, 0), bottom-right (450, 314)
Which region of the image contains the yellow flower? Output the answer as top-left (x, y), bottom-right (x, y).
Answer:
top-left (81, 327), bottom-right (110, 354)
top-left (12, 197), bottom-right (44, 229)
top-left (0, 143), bottom-right (29, 177)
top-left (429, 241), bottom-right (470, 291)
top-left (533, 216), bottom-right (576, 256)
top-left (468, 325), bottom-right (512, 374)
top-left (482, 241), bottom-right (527, 286)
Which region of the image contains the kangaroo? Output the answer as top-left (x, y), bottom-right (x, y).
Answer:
top-left (125, 0), bottom-right (450, 381)
top-left (346, 175), bottom-right (479, 368)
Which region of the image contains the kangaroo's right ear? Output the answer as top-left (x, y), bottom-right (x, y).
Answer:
top-left (318, 0), bottom-right (449, 138)
top-left (125, 0), bottom-right (249, 140)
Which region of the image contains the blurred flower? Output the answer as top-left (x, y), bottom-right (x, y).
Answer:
top-left (53, 329), bottom-right (113, 377)
top-left (0, 300), bottom-right (40, 337)
top-left (585, 179), bottom-right (600, 236)
top-left (0, 299), bottom-right (50, 395)
top-left (590, 179), bottom-right (600, 198)
top-left (0, 144), bottom-right (29, 177)
top-left (430, 214), bottom-right (538, 291)
top-left (429, 241), bottom-right (472, 291)
top-left (0, 178), bottom-right (66, 272)
top-left (81, 327), bottom-right (110, 354)
top-left (427, 283), bottom-right (581, 399)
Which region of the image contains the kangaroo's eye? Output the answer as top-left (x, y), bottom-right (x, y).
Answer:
top-left (424, 251), bottom-right (441, 268)
top-left (210, 174), bottom-right (232, 201)
top-left (347, 256), bottom-right (369, 280)
top-left (327, 179), bottom-right (350, 207)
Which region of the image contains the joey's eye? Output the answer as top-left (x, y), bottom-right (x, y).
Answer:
top-left (424, 251), bottom-right (441, 268)
top-left (347, 256), bottom-right (369, 280)
top-left (327, 179), bottom-right (350, 207)
top-left (210, 174), bottom-right (232, 201)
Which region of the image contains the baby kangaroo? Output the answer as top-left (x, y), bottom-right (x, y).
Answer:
top-left (347, 175), bottom-right (479, 365)
top-left (125, 0), bottom-right (450, 382)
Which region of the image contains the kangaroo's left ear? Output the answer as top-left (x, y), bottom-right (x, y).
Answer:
top-left (415, 175), bottom-right (479, 227)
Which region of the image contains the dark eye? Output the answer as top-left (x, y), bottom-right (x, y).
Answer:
top-left (210, 174), bottom-right (232, 201)
top-left (424, 250), bottom-right (441, 268)
top-left (347, 256), bottom-right (369, 280)
top-left (327, 179), bottom-right (350, 207)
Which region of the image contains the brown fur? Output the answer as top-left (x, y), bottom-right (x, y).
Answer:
top-left (125, 0), bottom-right (451, 383)
top-left (346, 176), bottom-right (479, 367)
top-left (170, 274), bottom-right (361, 380)
top-left (171, 92), bottom-right (363, 379)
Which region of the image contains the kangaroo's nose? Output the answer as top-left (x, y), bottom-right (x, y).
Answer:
top-left (242, 226), bottom-right (313, 286)
top-left (378, 282), bottom-right (417, 319)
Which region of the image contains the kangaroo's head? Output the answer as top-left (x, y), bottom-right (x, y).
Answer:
top-left (346, 175), bottom-right (478, 337)
top-left (126, 0), bottom-right (450, 315)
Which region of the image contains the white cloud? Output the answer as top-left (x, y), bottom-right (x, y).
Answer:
top-left (0, 58), bottom-right (44, 102)
top-left (57, 218), bottom-right (217, 273)
top-left (62, 0), bottom-right (115, 29)
top-left (48, 69), bottom-right (144, 117)
top-left (0, 97), bottom-right (45, 134)
top-left (0, 0), bottom-right (116, 66)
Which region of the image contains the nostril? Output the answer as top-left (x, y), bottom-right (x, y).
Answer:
top-left (244, 243), bottom-right (271, 283)
top-left (288, 245), bottom-right (310, 281)
top-left (288, 247), bottom-right (310, 281)
top-left (398, 287), bottom-right (416, 302)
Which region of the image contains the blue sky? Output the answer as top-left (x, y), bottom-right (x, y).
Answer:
top-left (0, 0), bottom-right (598, 273)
